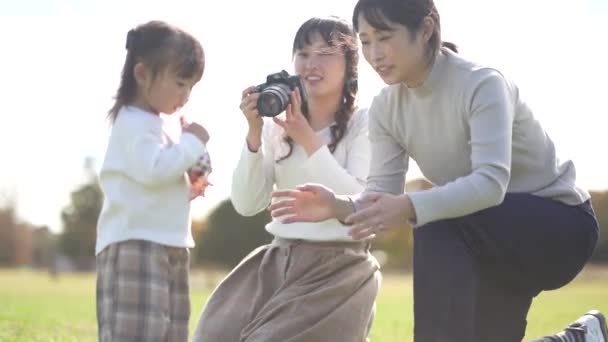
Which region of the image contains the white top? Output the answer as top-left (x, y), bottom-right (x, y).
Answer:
top-left (95, 106), bottom-right (207, 254)
top-left (231, 108), bottom-right (370, 241)
top-left (367, 48), bottom-right (590, 226)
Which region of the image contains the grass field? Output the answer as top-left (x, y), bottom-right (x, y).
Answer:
top-left (1, 266), bottom-right (607, 341)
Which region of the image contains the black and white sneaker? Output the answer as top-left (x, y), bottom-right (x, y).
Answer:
top-left (533, 310), bottom-right (608, 342)
top-left (574, 310), bottom-right (608, 342)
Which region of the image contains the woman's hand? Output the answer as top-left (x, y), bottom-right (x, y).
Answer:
top-left (239, 86), bottom-right (264, 152)
top-left (345, 193), bottom-right (416, 240)
top-left (269, 184), bottom-right (337, 223)
top-left (272, 89), bottom-right (323, 156)
top-left (240, 86), bottom-right (264, 130)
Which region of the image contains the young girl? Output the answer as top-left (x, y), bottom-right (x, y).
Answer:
top-left (96, 20), bottom-right (209, 342)
top-left (269, 1), bottom-right (601, 341)
top-left (193, 16), bottom-right (381, 342)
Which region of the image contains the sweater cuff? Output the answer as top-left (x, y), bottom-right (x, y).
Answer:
top-left (407, 191), bottom-right (436, 227)
top-left (240, 140), bottom-right (263, 163)
top-left (180, 133), bottom-right (207, 161)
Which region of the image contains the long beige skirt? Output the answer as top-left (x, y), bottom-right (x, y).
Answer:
top-left (192, 237), bottom-right (382, 342)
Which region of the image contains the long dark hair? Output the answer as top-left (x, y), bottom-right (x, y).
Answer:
top-left (108, 20), bottom-right (205, 121)
top-left (353, 0), bottom-right (457, 64)
top-left (278, 16), bottom-right (359, 162)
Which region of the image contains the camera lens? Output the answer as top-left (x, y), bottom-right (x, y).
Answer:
top-left (257, 84), bottom-right (291, 117)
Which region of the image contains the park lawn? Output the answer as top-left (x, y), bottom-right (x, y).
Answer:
top-left (0, 267), bottom-right (606, 341)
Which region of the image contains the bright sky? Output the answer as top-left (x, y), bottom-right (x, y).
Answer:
top-left (0, 0), bottom-right (606, 233)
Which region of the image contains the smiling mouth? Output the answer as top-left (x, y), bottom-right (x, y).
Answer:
top-left (305, 75), bottom-right (323, 82)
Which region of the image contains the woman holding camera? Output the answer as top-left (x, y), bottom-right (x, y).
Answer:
top-left (268, 0), bottom-right (600, 341)
top-left (193, 16), bottom-right (381, 342)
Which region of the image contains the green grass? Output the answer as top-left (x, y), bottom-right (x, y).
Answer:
top-left (1, 267), bottom-right (607, 341)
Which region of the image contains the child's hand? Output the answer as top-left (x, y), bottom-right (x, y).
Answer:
top-left (189, 174), bottom-right (212, 200)
top-left (182, 121), bottom-right (210, 144)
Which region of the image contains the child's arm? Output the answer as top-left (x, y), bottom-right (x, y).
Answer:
top-left (125, 123), bottom-right (205, 186)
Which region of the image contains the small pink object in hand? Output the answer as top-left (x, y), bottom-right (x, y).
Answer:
top-left (181, 115), bottom-right (213, 198)
top-left (188, 151), bottom-right (212, 198)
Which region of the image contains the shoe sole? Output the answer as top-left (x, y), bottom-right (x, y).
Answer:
top-left (586, 310), bottom-right (608, 341)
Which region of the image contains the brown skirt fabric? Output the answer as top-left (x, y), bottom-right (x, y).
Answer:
top-left (193, 237), bottom-right (382, 342)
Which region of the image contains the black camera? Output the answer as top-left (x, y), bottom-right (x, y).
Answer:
top-left (254, 70), bottom-right (308, 117)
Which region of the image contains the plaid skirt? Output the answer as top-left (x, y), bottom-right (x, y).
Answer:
top-left (96, 239), bottom-right (191, 342)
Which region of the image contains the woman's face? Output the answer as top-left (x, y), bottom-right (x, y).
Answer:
top-left (294, 32), bottom-right (347, 99)
top-left (357, 13), bottom-right (428, 85)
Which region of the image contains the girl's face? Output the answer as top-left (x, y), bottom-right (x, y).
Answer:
top-left (357, 13), bottom-right (428, 86)
top-left (137, 65), bottom-right (197, 115)
top-left (294, 32), bottom-right (347, 100)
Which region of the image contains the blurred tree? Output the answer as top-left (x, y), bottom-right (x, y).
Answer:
top-left (194, 199), bottom-right (273, 268)
top-left (31, 226), bottom-right (54, 268)
top-left (0, 190), bottom-right (49, 267)
top-left (0, 195), bottom-right (17, 265)
top-left (58, 158), bottom-right (102, 270)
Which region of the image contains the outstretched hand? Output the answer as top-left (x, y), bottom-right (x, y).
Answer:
top-left (269, 183), bottom-right (337, 223)
top-left (345, 192), bottom-right (416, 240)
